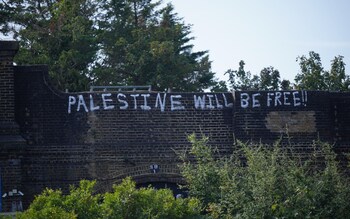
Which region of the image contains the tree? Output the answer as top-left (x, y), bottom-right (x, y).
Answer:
top-left (280, 79), bottom-right (292, 90)
top-left (324, 55), bottom-right (350, 91)
top-left (0, 0), bottom-right (99, 91)
top-left (295, 52), bottom-right (349, 91)
top-left (225, 60), bottom-right (289, 91)
top-left (210, 80), bottom-right (228, 92)
top-left (180, 134), bottom-right (350, 218)
top-left (1, 0), bottom-right (217, 92)
top-left (295, 51), bottom-right (326, 90)
top-left (225, 60), bottom-right (259, 91)
top-left (259, 66), bottom-right (280, 90)
top-left (93, 1), bottom-right (217, 92)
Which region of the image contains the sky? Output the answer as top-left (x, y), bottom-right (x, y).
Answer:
top-left (166, 0), bottom-right (350, 83)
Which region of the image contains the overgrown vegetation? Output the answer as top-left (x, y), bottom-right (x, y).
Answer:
top-left (180, 134), bottom-right (350, 218)
top-left (17, 178), bottom-right (202, 219)
top-left (18, 135), bottom-right (350, 218)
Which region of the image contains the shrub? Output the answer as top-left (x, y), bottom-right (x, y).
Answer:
top-left (101, 177), bottom-right (202, 219)
top-left (18, 178), bottom-right (202, 219)
top-left (180, 134), bottom-right (350, 218)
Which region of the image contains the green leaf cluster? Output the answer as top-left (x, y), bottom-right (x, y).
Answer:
top-left (295, 52), bottom-right (350, 91)
top-left (1, 0), bottom-right (219, 92)
top-left (180, 134), bottom-right (350, 218)
top-left (225, 51), bottom-right (349, 91)
top-left (18, 178), bottom-right (202, 219)
top-left (225, 60), bottom-right (290, 91)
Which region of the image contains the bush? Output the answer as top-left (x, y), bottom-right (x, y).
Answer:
top-left (101, 177), bottom-right (202, 219)
top-left (18, 178), bottom-right (202, 219)
top-left (180, 134), bottom-right (350, 218)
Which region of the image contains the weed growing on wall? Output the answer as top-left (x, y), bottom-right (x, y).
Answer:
top-left (180, 134), bottom-right (350, 218)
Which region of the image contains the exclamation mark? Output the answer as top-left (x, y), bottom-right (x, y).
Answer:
top-left (304, 91), bottom-right (307, 106)
top-left (301, 91), bottom-right (305, 105)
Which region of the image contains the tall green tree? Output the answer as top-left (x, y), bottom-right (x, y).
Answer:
top-left (295, 52), bottom-right (349, 91)
top-left (0, 0), bottom-right (98, 91)
top-left (225, 60), bottom-right (259, 91)
top-left (225, 60), bottom-right (289, 91)
top-left (324, 55), bottom-right (350, 91)
top-left (295, 51), bottom-right (326, 90)
top-left (280, 79), bottom-right (292, 90)
top-left (1, 0), bottom-right (218, 92)
top-left (94, 1), bottom-right (216, 92)
top-left (259, 66), bottom-right (280, 90)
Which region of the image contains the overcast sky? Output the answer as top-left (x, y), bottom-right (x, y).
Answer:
top-left (167, 0), bottom-right (350, 83)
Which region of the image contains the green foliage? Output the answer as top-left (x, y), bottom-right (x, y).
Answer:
top-left (225, 52), bottom-right (348, 91)
top-left (17, 189), bottom-right (77, 219)
top-left (295, 51), bottom-right (326, 90)
top-left (95, 2), bottom-right (218, 92)
top-left (0, 0), bottom-right (98, 91)
top-left (102, 177), bottom-right (202, 219)
top-left (1, 0), bottom-right (219, 92)
top-left (19, 178), bottom-right (202, 219)
top-left (180, 134), bottom-right (350, 218)
top-left (325, 55), bottom-right (350, 91)
top-left (225, 60), bottom-right (288, 91)
top-left (259, 66), bottom-right (280, 90)
top-left (280, 79), bottom-right (292, 90)
top-left (64, 180), bottom-right (102, 219)
top-left (210, 80), bottom-right (228, 92)
top-left (295, 52), bottom-right (350, 91)
top-left (179, 135), bottom-right (223, 206)
top-left (225, 60), bottom-right (258, 91)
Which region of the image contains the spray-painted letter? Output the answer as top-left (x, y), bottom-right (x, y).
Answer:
top-left (68, 96), bottom-right (76, 114)
top-left (117, 93), bottom-right (128, 110)
top-left (171, 95), bottom-right (185, 111)
top-left (77, 95), bottom-right (88, 112)
top-left (155, 93), bottom-right (167, 112)
top-left (102, 93), bottom-right (115, 110)
top-left (241, 93), bottom-right (250, 108)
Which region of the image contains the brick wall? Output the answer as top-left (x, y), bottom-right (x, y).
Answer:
top-left (233, 91), bottom-right (333, 144)
top-left (1, 41), bottom-right (350, 211)
top-left (0, 41), bottom-right (17, 125)
top-left (0, 41), bottom-right (25, 212)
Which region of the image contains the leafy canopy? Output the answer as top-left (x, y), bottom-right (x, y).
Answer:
top-left (0, 0), bottom-right (219, 92)
top-left (225, 60), bottom-right (289, 91)
top-left (295, 52), bottom-right (350, 91)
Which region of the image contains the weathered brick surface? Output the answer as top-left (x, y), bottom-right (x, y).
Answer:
top-left (0, 41), bottom-right (25, 212)
top-left (233, 91), bottom-right (333, 146)
top-left (1, 41), bottom-right (350, 211)
top-left (13, 66), bottom-right (235, 208)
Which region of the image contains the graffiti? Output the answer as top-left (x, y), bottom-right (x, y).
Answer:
top-left (68, 93), bottom-right (233, 114)
top-left (67, 91), bottom-right (310, 113)
top-left (240, 91), bottom-right (308, 108)
top-left (193, 94), bottom-right (233, 109)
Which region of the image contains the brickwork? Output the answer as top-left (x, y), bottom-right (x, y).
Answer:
top-left (0, 41), bottom-right (350, 211)
top-left (233, 91), bottom-right (333, 146)
top-left (0, 42), bottom-right (17, 124)
top-left (0, 41), bottom-right (25, 212)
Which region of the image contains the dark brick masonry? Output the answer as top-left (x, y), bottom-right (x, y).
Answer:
top-left (0, 41), bottom-right (349, 211)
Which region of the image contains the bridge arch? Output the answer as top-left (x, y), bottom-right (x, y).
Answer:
top-left (94, 164), bottom-right (185, 194)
